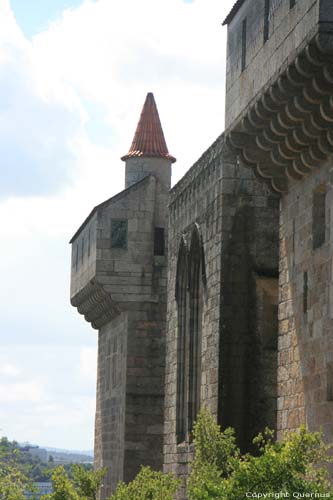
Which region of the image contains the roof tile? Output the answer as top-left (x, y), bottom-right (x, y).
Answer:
top-left (121, 93), bottom-right (176, 163)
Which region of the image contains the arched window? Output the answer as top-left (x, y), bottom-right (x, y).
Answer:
top-left (175, 237), bottom-right (188, 443)
top-left (188, 225), bottom-right (204, 434)
top-left (175, 226), bottom-right (205, 443)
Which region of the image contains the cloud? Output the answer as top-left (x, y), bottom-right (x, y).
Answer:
top-left (0, 345), bottom-right (96, 448)
top-left (0, 363), bottom-right (20, 377)
top-left (0, 380), bottom-right (44, 402)
top-left (32, 0), bottom-right (230, 183)
top-left (0, 0), bottom-right (236, 449)
top-left (79, 347), bottom-right (97, 381)
top-left (0, 1), bottom-right (86, 199)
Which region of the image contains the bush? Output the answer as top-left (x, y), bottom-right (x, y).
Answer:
top-left (188, 408), bottom-right (333, 500)
top-left (42, 464), bottom-right (105, 500)
top-left (110, 466), bottom-right (180, 500)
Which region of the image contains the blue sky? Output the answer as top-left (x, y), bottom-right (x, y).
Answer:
top-left (0, 0), bottom-right (233, 450)
top-left (11, 0), bottom-right (85, 37)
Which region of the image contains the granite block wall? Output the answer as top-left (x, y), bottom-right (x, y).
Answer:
top-left (225, 0), bottom-right (318, 130)
top-left (278, 158), bottom-right (333, 458)
top-left (164, 136), bottom-right (279, 497)
top-left (95, 313), bottom-right (127, 498)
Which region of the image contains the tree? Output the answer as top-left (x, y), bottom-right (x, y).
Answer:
top-left (0, 438), bottom-right (32, 500)
top-left (188, 408), bottom-right (333, 500)
top-left (43, 464), bottom-right (106, 500)
top-left (110, 466), bottom-right (180, 500)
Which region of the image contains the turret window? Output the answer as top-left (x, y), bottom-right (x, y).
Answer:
top-left (154, 227), bottom-right (165, 256)
top-left (111, 220), bottom-right (128, 249)
top-left (75, 244), bottom-right (79, 271)
top-left (81, 237), bottom-right (84, 264)
top-left (241, 18), bottom-right (247, 72)
top-left (264, 0), bottom-right (270, 43)
top-left (312, 186), bottom-right (326, 250)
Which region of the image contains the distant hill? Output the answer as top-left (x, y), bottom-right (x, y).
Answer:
top-left (19, 442), bottom-right (94, 462)
top-left (0, 437), bottom-right (94, 483)
top-left (44, 446), bottom-right (94, 457)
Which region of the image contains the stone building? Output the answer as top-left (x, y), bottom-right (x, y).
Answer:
top-left (70, 93), bottom-right (174, 498)
top-left (70, 0), bottom-right (333, 497)
top-left (223, 0), bottom-right (333, 454)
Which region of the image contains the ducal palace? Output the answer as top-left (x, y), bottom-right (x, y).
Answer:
top-left (70, 0), bottom-right (333, 497)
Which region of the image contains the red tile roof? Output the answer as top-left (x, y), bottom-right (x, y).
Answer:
top-left (121, 92), bottom-right (176, 163)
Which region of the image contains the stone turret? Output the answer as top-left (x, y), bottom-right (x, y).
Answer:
top-left (70, 93), bottom-right (174, 498)
top-left (121, 92), bottom-right (176, 190)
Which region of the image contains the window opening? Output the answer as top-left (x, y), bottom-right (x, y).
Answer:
top-left (313, 186), bottom-right (326, 250)
top-left (111, 220), bottom-right (128, 249)
top-left (327, 362), bottom-right (333, 401)
top-left (154, 227), bottom-right (165, 256)
top-left (290, 0), bottom-right (296, 8)
top-left (176, 241), bottom-right (188, 443)
top-left (264, 0), bottom-right (270, 43)
top-left (241, 18), bottom-right (247, 72)
top-left (75, 244), bottom-right (79, 272)
top-left (188, 228), bottom-right (203, 437)
top-left (81, 237), bottom-right (84, 264)
top-left (303, 271), bottom-right (308, 314)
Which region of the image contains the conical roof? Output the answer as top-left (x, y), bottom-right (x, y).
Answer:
top-left (121, 93), bottom-right (176, 163)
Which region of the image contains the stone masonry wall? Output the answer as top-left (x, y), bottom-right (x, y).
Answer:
top-left (95, 312), bottom-right (127, 498)
top-left (218, 145), bottom-right (279, 452)
top-left (225, 0), bottom-right (318, 130)
top-left (72, 172), bottom-right (169, 497)
top-left (278, 158), bottom-right (333, 460)
top-left (164, 135), bottom-right (225, 497)
top-left (124, 301), bottom-right (166, 483)
top-left (164, 136), bottom-right (279, 497)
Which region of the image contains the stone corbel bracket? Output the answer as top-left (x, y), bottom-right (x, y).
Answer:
top-left (71, 280), bottom-right (120, 330)
top-left (226, 32), bottom-right (333, 193)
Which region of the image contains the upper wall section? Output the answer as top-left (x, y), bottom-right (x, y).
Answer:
top-left (223, 0), bottom-right (333, 193)
top-left (70, 176), bottom-right (159, 329)
top-left (225, 0), bottom-right (319, 130)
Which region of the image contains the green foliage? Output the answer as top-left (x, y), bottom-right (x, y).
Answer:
top-left (42, 466), bottom-right (79, 500)
top-left (188, 408), bottom-right (333, 500)
top-left (110, 466), bottom-right (180, 500)
top-left (43, 464), bottom-right (105, 500)
top-left (71, 464), bottom-right (106, 500)
top-left (0, 437), bottom-right (52, 482)
top-left (0, 437), bottom-right (32, 500)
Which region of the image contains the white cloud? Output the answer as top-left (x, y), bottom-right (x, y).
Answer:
top-left (0, 380), bottom-right (44, 402)
top-left (32, 0), bottom-right (230, 183)
top-left (0, 0), bottom-right (236, 448)
top-left (0, 363), bottom-right (20, 377)
top-left (79, 347), bottom-right (97, 381)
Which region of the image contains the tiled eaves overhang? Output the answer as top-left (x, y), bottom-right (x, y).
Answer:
top-left (226, 31), bottom-right (333, 194)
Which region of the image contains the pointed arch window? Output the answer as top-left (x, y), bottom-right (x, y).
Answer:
top-left (188, 226), bottom-right (203, 434)
top-left (175, 225), bottom-right (205, 443)
top-left (175, 237), bottom-right (188, 443)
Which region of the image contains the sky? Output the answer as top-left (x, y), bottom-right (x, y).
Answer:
top-left (0, 0), bottom-right (235, 450)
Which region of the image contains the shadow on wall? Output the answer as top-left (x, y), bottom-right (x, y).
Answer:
top-left (218, 198), bottom-right (279, 453)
